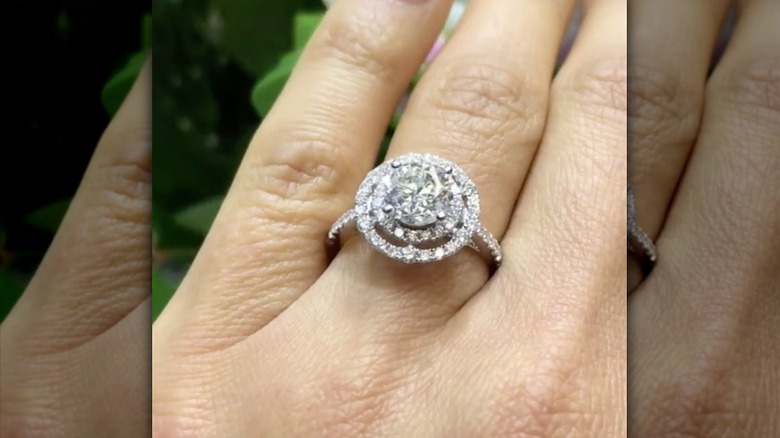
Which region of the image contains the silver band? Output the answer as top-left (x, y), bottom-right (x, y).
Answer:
top-left (326, 153), bottom-right (503, 273)
top-left (627, 184), bottom-right (657, 276)
top-left (327, 209), bottom-right (503, 271)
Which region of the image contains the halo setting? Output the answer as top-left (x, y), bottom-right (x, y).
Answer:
top-left (328, 153), bottom-right (502, 269)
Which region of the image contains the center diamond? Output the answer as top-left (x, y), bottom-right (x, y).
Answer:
top-left (385, 163), bottom-right (455, 228)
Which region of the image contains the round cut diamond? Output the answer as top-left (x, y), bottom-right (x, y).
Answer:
top-left (352, 153), bottom-right (482, 264)
top-left (385, 163), bottom-right (453, 228)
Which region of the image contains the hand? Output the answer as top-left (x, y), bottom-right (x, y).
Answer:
top-left (153, 0), bottom-right (627, 436)
top-left (628, 0), bottom-right (779, 435)
top-left (0, 60), bottom-right (151, 437)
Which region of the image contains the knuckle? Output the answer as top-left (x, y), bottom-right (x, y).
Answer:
top-left (313, 11), bottom-right (395, 80)
top-left (556, 57), bottom-right (628, 120)
top-left (94, 124), bottom-right (152, 226)
top-left (94, 161), bottom-right (152, 227)
top-left (485, 356), bottom-right (605, 437)
top-left (246, 126), bottom-right (357, 222)
top-left (311, 350), bottom-right (408, 436)
top-left (708, 57), bottom-right (780, 115)
top-left (422, 60), bottom-right (546, 145)
top-left (643, 362), bottom-right (757, 437)
top-left (629, 62), bottom-right (703, 150)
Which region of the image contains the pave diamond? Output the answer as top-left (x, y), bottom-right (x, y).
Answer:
top-left (384, 163), bottom-right (455, 228)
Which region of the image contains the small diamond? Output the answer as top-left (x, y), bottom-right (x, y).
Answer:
top-left (393, 228), bottom-right (404, 238)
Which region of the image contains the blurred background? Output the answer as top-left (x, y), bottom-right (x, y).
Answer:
top-left (0, 0), bottom-right (150, 322)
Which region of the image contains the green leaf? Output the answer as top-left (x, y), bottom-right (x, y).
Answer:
top-left (101, 51), bottom-right (146, 117)
top-left (248, 9), bottom-right (325, 118)
top-left (141, 13), bottom-right (152, 50)
top-left (410, 68), bottom-right (425, 88)
top-left (152, 268), bottom-right (177, 321)
top-left (376, 133), bottom-right (393, 166)
top-left (212, 0), bottom-right (321, 77)
top-left (100, 14), bottom-right (150, 117)
top-left (0, 270), bottom-right (25, 323)
top-left (173, 196), bottom-right (225, 235)
top-left (25, 199), bottom-right (72, 233)
top-left (251, 49), bottom-right (302, 117)
top-left (293, 11), bottom-right (324, 49)
top-left (153, 204), bottom-right (204, 250)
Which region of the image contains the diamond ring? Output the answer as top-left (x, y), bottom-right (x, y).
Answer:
top-left (326, 153), bottom-right (503, 272)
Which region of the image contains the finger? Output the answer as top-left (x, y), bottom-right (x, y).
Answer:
top-left (312, 0), bottom-right (577, 324)
top-left (1, 58), bottom-right (151, 354)
top-left (156, 0), bottom-right (455, 353)
top-left (441, 2), bottom-right (630, 433)
top-left (388, 0), bottom-right (575, 237)
top-left (486, 0), bottom-right (627, 326)
top-left (627, 0), bottom-right (731, 289)
top-left (648, 0), bottom-right (780, 305)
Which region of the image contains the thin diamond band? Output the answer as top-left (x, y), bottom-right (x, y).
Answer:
top-left (627, 184), bottom-right (657, 277)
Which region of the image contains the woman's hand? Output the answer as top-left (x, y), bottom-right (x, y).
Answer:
top-left (153, 0), bottom-right (628, 436)
top-left (0, 60), bottom-right (151, 437)
top-left (628, 0), bottom-right (779, 435)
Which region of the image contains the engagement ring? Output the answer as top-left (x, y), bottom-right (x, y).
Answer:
top-left (327, 153), bottom-right (503, 272)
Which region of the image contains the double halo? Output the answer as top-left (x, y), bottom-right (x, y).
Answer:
top-left (327, 153), bottom-right (502, 272)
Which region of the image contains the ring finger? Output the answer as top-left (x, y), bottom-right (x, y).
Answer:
top-left (326, 0), bottom-right (577, 315)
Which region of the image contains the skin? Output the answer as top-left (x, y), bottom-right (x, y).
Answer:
top-left (0, 60), bottom-right (151, 437)
top-left (628, 0), bottom-right (780, 435)
top-left (3, 1), bottom-right (774, 437)
top-left (153, 0), bottom-right (628, 436)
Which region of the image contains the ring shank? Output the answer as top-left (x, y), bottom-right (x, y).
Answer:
top-left (627, 185), bottom-right (657, 277)
top-left (326, 209), bottom-right (502, 274)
